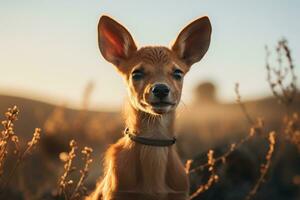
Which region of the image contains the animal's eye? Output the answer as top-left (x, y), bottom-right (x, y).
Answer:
top-left (132, 69), bottom-right (144, 81)
top-left (173, 69), bottom-right (183, 80)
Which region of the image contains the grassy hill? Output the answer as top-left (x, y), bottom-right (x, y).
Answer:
top-left (0, 93), bottom-right (299, 199)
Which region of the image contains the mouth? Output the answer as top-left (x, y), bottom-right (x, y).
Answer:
top-left (147, 101), bottom-right (176, 114)
top-left (140, 99), bottom-right (177, 114)
top-left (150, 101), bottom-right (176, 107)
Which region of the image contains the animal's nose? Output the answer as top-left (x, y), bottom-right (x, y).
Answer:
top-left (151, 84), bottom-right (170, 99)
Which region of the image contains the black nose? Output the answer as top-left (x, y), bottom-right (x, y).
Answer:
top-left (151, 84), bottom-right (170, 99)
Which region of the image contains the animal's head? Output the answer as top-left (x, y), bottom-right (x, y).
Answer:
top-left (98, 15), bottom-right (211, 115)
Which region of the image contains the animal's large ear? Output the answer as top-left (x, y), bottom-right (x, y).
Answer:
top-left (98, 15), bottom-right (137, 68)
top-left (172, 16), bottom-right (212, 67)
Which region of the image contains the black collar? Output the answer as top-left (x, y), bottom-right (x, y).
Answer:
top-left (124, 128), bottom-right (176, 147)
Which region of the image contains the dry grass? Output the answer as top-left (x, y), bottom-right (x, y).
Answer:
top-left (58, 139), bottom-right (93, 200)
top-left (0, 106), bottom-right (94, 199)
top-left (188, 150), bottom-right (219, 199)
top-left (186, 39), bottom-right (298, 200)
top-left (266, 39), bottom-right (297, 107)
top-left (245, 131), bottom-right (276, 200)
top-left (0, 39), bottom-right (298, 200)
top-left (58, 140), bottom-right (78, 198)
top-left (0, 106), bottom-right (41, 191)
top-left (284, 113), bottom-right (300, 152)
top-left (0, 106), bottom-right (19, 177)
top-left (186, 84), bottom-right (268, 200)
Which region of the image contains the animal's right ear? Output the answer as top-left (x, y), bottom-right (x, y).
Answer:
top-left (98, 15), bottom-right (137, 69)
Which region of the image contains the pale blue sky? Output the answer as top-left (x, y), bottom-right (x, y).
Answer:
top-left (0, 0), bottom-right (299, 110)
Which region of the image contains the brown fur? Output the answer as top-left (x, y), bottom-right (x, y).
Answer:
top-left (87, 15), bottom-right (212, 200)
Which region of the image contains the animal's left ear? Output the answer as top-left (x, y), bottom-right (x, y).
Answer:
top-left (172, 16), bottom-right (212, 67)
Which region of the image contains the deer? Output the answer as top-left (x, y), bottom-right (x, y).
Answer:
top-left (88, 15), bottom-right (212, 200)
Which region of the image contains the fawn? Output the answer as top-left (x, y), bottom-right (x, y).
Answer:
top-left (88, 15), bottom-right (212, 200)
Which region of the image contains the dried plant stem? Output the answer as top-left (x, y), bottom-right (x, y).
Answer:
top-left (284, 113), bottom-right (300, 152)
top-left (188, 126), bottom-right (257, 174)
top-left (185, 159), bottom-right (193, 174)
top-left (58, 140), bottom-right (77, 200)
top-left (70, 147), bottom-right (93, 199)
top-left (58, 140), bottom-right (93, 200)
top-left (0, 106), bottom-right (19, 178)
top-left (1, 128), bottom-right (41, 189)
top-left (188, 84), bottom-right (263, 174)
top-left (235, 83), bottom-right (255, 125)
top-left (266, 39), bottom-right (297, 109)
top-left (265, 39), bottom-right (298, 184)
top-left (245, 131), bottom-right (276, 200)
top-left (189, 150), bottom-right (218, 200)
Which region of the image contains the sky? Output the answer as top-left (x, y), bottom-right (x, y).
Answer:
top-left (0, 0), bottom-right (299, 111)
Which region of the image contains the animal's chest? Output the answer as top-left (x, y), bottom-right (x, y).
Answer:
top-left (138, 146), bottom-right (170, 192)
top-left (116, 145), bottom-right (188, 193)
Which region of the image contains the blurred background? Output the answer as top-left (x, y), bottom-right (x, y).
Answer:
top-left (0, 0), bottom-right (300, 199)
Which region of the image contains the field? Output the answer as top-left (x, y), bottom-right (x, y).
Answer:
top-left (0, 42), bottom-right (299, 200)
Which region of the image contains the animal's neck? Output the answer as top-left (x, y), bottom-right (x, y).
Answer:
top-left (124, 102), bottom-right (176, 193)
top-left (125, 102), bottom-right (175, 139)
